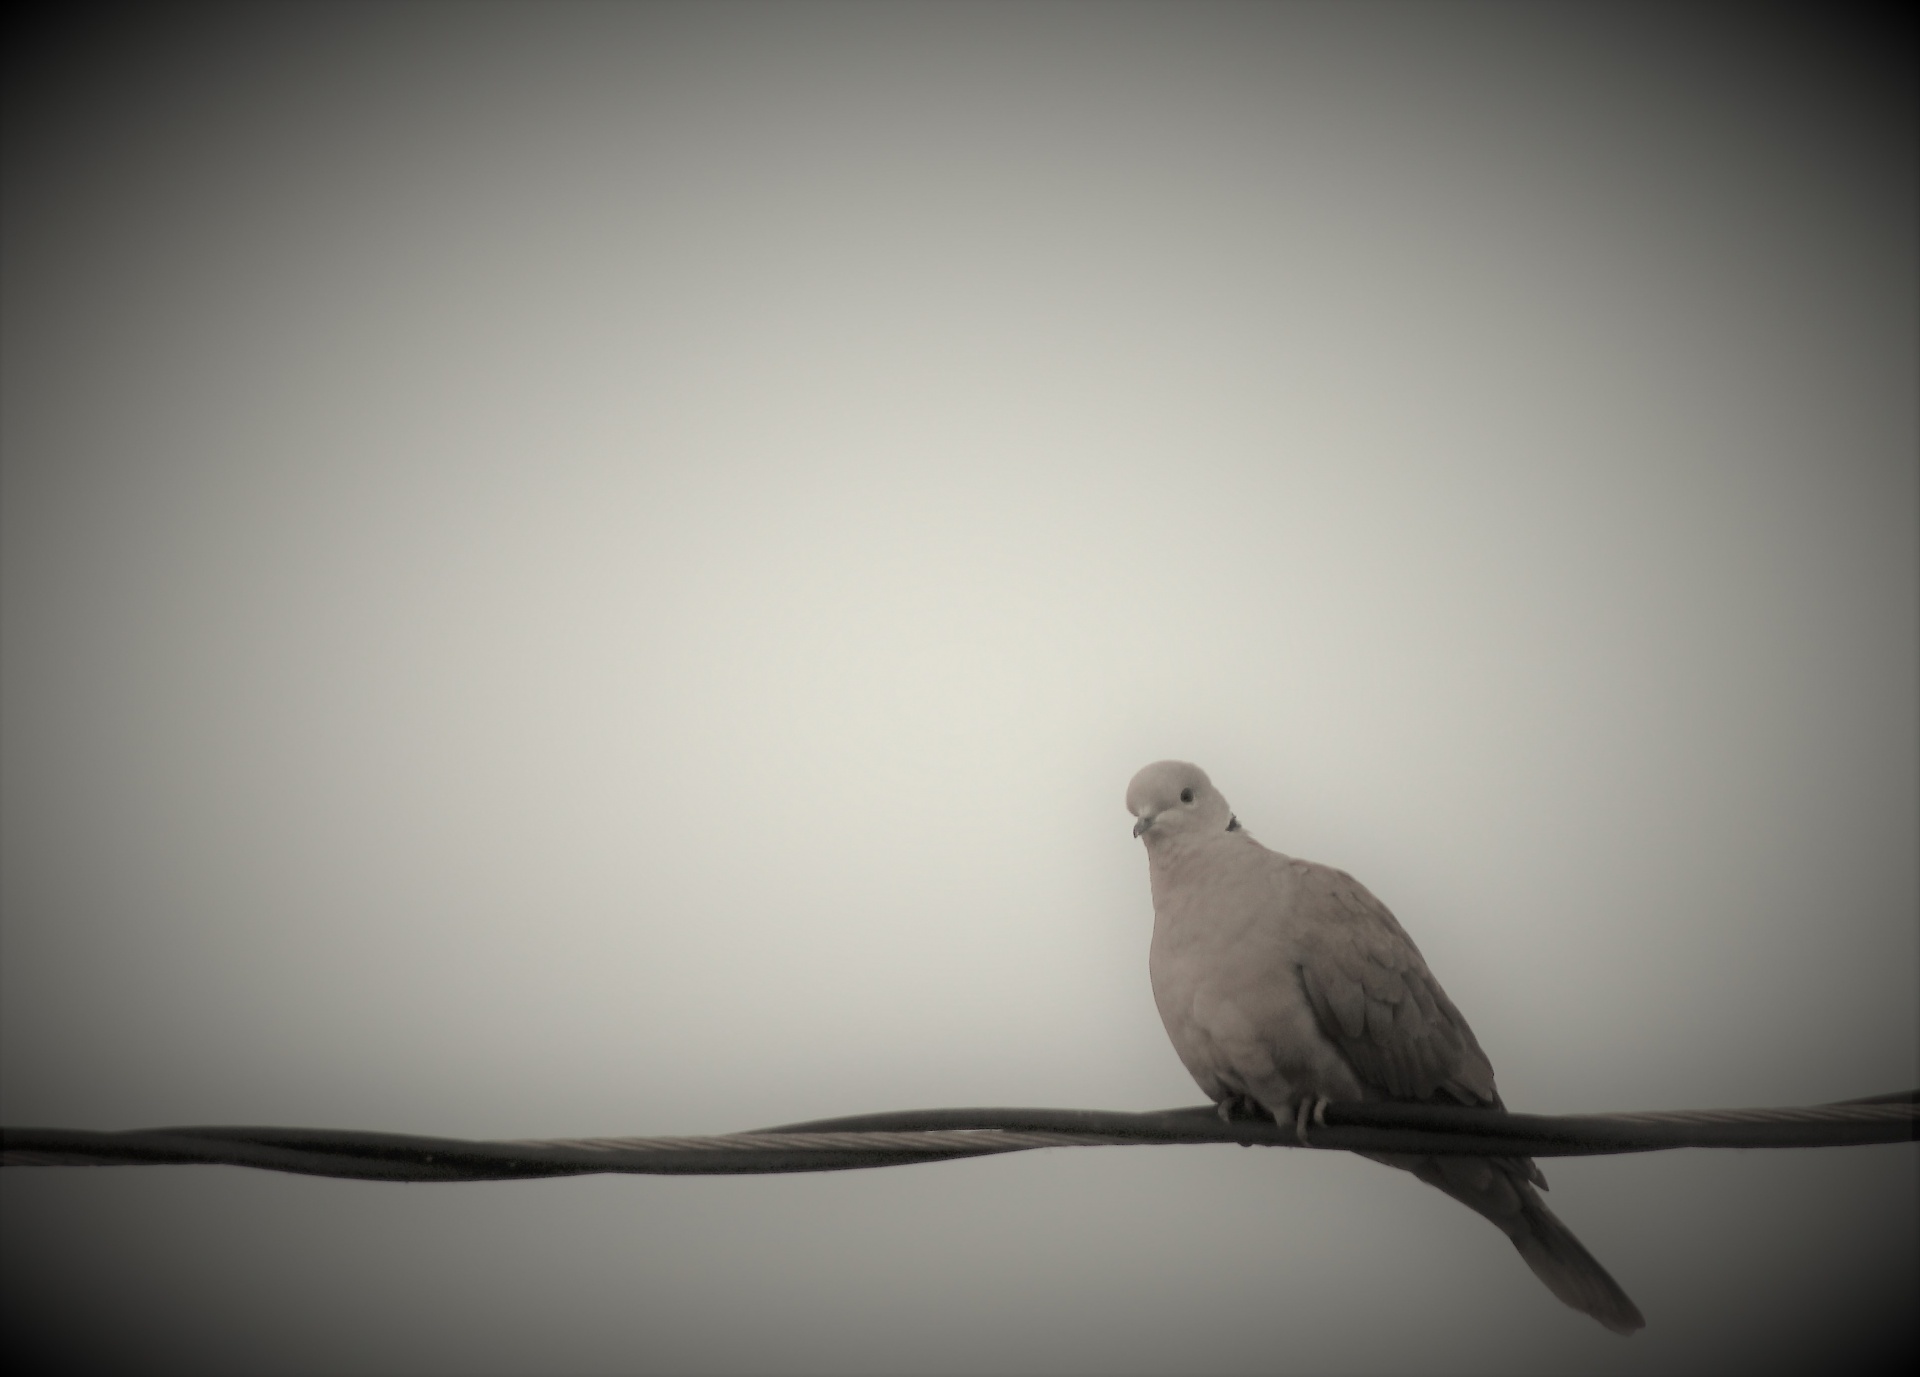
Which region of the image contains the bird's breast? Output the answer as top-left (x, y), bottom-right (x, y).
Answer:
top-left (1147, 842), bottom-right (1300, 1051)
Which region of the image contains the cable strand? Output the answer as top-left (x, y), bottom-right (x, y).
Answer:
top-left (5, 1095), bottom-right (1912, 1182)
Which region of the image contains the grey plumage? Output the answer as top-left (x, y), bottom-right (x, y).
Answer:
top-left (1127, 759), bottom-right (1644, 1335)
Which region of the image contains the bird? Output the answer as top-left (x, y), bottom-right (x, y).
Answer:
top-left (1126, 759), bottom-right (1645, 1335)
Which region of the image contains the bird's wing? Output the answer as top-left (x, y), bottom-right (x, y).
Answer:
top-left (1288, 859), bottom-right (1500, 1106)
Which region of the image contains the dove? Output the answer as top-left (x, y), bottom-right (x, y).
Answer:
top-left (1127, 759), bottom-right (1644, 1335)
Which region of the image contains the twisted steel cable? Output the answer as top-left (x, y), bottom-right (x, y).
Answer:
top-left (4, 1092), bottom-right (1913, 1183)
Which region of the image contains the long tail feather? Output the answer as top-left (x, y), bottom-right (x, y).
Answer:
top-left (1509, 1186), bottom-right (1646, 1334)
top-left (1369, 1150), bottom-right (1646, 1334)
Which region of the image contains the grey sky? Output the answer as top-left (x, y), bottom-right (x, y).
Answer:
top-left (3, 4), bottom-right (1914, 1373)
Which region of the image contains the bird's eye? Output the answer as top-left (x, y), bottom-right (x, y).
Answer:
top-left (1180, 788), bottom-right (1194, 804)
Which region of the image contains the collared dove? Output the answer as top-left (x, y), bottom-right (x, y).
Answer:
top-left (1127, 760), bottom-right (1645, 1335)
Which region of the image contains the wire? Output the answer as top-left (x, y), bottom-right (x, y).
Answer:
top-left (4, 1092), bottom-right (1912, 1183)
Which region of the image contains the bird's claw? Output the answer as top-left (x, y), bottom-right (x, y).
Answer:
top-left (1215, 1094), bottom-right (1266, 1124)
top-left (1293, 1095), bottom-right (1330, 1145)
top-left (1214, 1095), bottom-right (1267, 1145)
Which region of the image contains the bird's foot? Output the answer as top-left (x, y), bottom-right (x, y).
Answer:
top-left (1215, 1094), bottom-right (1268, 1124)
top-left (1214, 1095), bottom-right (1269, 1145)
top-left (1293, 1096), bottom-right (1330, 1146)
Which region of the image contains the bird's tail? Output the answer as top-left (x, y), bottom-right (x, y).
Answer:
top-left (1506, 1185), bottom-right (1646, 1335)
top-left (1372, 1151), bottom-right (1646, 1335)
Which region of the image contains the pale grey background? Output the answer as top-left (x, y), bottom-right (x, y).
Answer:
top-left (3, 3), bottom-right (1914, 1373)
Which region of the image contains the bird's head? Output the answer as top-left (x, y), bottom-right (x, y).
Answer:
top-left (1126, 760), bottom-right (1238, 844)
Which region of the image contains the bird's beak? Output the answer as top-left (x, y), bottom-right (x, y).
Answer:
top-left (1132, 814), bottom-right (1153, 838)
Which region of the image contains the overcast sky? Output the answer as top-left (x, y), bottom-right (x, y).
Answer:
top-left (3, 4), bottom-right (1914, 1374)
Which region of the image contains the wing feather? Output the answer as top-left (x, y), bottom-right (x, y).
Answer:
top-left (1290, 860), bottom-right (1499, 1105)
